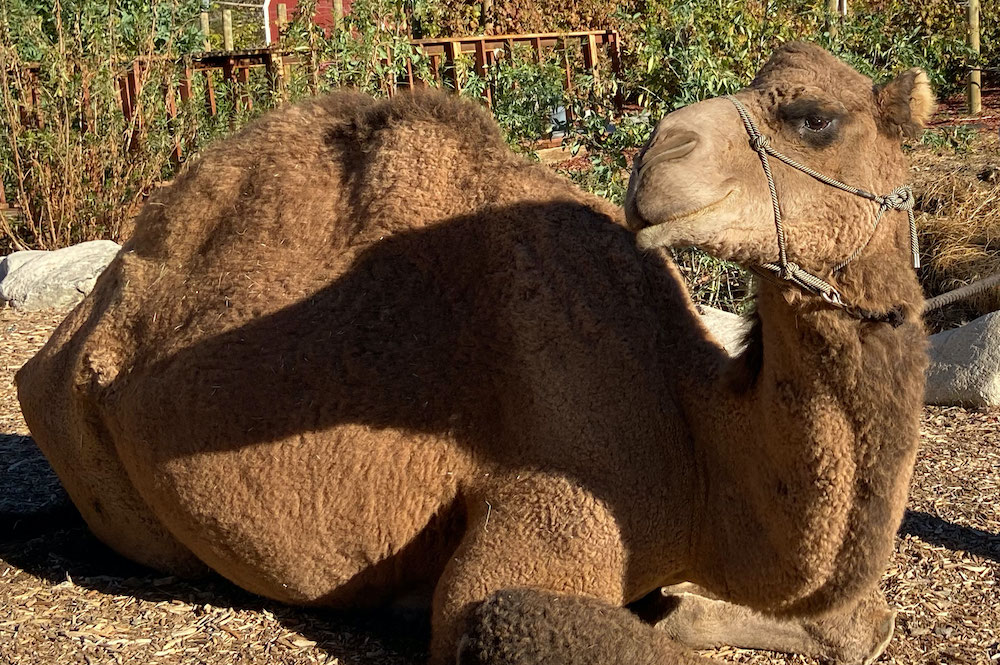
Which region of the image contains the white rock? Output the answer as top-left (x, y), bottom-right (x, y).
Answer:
top-left (699, 305), bottom-right (751, 356)
top-left (925, 311), bottom-right (1000, 407)
top-left (0, 250), bottom-right (47, 280)
top-left (0, 240), bottom-right (121, 311)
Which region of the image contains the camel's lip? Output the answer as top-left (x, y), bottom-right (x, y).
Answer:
top-left (635, 190), bottom-right (735, 250)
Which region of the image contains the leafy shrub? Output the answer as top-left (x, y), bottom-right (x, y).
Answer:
top-left (489, 48), bottom-right (567, 147)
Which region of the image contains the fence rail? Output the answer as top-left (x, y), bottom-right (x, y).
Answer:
top-left (2, 29), bottom-right (622, 221)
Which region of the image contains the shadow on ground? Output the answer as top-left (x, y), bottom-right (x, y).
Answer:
top-left (0, 432), bottom-right (427, 664)
top-left (5, 430), bottom-right (999, 664)
top-left (899, 509), bottom-right (1000, 563)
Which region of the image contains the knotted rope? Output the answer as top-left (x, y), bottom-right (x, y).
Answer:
top-left (727, 96), bottom-right (921, 320)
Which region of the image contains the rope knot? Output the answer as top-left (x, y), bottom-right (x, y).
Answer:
top-left (882, 186), bottom-right (915, 212)
top-left (779, 261), bottom-right (800, 281)
top-left (750, 135), bottom-right (771, 152)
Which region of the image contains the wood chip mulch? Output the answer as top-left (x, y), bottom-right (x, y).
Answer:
top-left (1, 308), bottom-right (998, 665)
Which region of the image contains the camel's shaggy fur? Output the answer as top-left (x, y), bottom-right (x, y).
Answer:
top-left (459, 588), bottom-right (703, 665)
top-left (18, 43), bottom-right (932, 664)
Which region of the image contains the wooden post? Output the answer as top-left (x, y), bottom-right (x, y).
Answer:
top-left (968, 0), bottom-right (982, 115)
top-left (267, 52), bottom-right (287, 101)
top-left (405, 57), bottom-right (417, 88)
top-left (561, 36), bottom-right (574, 126)
top-left (474, 39), bottom-right (491, 106)
top-left (29, 68), bottom-right (43, 128)
top-left (223, 9), bottom-right (234, 51)
top-left (200, 11), bottom-right (211, 51)
top-left (446, 41), bottom-right (462, 91)
top-left (276, 4), bottom-right (292, 80)
top-left (178, 68), bottom-right (193, 102)
top-left (561, 36), bottom-right (573, 91)
top-left (333, 0), bottom-right (344, 27)
top-left (277, 3), bottom-right (288, 35)
top-left (121, 60), bottom-right (143, 151)
top-left (164, 74), bottom-right (182, 164)
top-left (826, 0), bottom-right (840, 39)
top-left (237, 66), bottom-right (252, 111)
top-left (430, 54), bottom-right (440, 84)
top-left (582, 33), bottom-right (599, 85)
top-left (385, 46), bottom-right (396, 96)
top-left (608, 31), bottom-right (623, 112)
top-left (204, 69), bottom-right (218, 117)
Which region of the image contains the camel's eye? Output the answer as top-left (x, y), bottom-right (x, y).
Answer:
top-left (804, 115), bottom-right (831, 132)
top-left (779, 99), bottom-right (844, 147)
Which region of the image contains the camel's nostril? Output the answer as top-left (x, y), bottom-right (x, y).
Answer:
top-left (641, 130), bottom-right (700, 171)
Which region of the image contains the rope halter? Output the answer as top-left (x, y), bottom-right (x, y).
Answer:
top-left (726, 96), bottom-right (920, 317)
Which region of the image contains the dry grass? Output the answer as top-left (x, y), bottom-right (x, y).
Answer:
top-left (911, 131), bottom-right (1000, 329)
top-left (2, 301), bottom-right (999, 665)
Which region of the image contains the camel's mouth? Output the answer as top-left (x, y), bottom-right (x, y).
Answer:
top-left (635, 190), bottom-right (736, 251)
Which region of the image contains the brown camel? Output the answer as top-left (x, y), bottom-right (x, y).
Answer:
top-left (17, 42), bottom-right (933, 664)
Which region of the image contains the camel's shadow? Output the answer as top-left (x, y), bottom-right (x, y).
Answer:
top-left (0, 433), bottom-right (428, 664)
top-left (899, 509), bottom-right (1000, 562)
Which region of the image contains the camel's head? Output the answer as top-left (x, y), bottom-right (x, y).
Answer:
top-left (626, 42), bottom-right (935, 274)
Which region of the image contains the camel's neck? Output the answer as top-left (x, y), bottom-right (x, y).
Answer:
top-left (684, 260), bottom-right (926, 614)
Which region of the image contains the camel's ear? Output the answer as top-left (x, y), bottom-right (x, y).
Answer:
top-left (876, 68), bottom-right (936, 139)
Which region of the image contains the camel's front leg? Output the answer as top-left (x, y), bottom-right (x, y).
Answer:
top-left (652, 584), bottom-right (895, 665)
top-left (429, 476), bottom-right (637, 665)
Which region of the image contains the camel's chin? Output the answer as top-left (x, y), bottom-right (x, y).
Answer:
top-left (634, 202), bottom-right (741, 252)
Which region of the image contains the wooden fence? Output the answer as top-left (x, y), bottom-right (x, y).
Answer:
top-left (0, 29), bottom-right (621, 217)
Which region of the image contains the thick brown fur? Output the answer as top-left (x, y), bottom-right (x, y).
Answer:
top-left (459, 589), bottom-right (703, 665)
top-left (18, 42), bottom-right (930, 665)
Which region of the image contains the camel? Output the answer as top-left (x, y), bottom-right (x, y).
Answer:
top-left (16, 42), bottom-right (933, 664)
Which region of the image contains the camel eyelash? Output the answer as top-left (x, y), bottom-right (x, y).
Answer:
top-left (778, 101), bottom-right (845, 147)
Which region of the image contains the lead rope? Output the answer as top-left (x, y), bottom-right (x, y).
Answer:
top-left (726, 96), bottom-right (920, 321)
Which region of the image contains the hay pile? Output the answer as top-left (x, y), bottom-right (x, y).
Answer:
top-left (911, 132), bottom-right (1000, 328)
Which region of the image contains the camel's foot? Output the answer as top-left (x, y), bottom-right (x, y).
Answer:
top-left (458, 588), bottom-right (704, 665)
top-left (652, 584), bottom-right (894, 665)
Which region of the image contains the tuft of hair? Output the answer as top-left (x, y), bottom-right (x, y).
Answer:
top-left (877, 68), bottom-right (937, 139)
top-left (458, 588), bottom-right (705, 665)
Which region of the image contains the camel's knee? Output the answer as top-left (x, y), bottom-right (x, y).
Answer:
top-left (801, 589), bottom-right (895, 665)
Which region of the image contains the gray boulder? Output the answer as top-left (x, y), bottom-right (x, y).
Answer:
top-left (926, 311), bottom-right (1000, 407)
top-left (0, 240), bottom-right (121, 311)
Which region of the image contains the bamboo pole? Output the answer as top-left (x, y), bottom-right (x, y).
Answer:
top-left (826, 0), bottom-right (840, 39)
top-left (968, 0), bottom-right (982, 115)
top-left (270, 4), bottom-right (288, 100)
top-left (277, 3), bottom-right (288, 38)
top-left (223, 9), bottom-right (234, 51)
top-left (277, 3), bottom-right (291, 80)
top-left (200, 12), bottom-right (211, 51)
